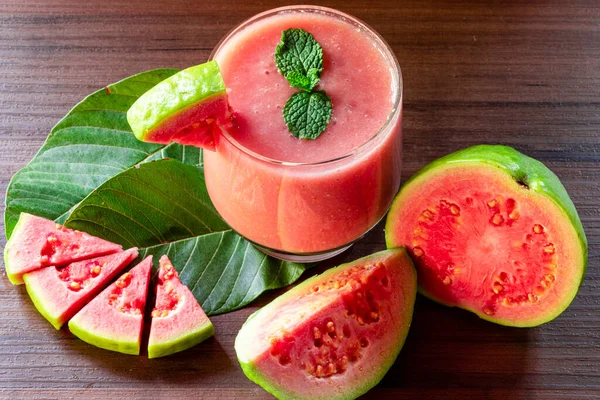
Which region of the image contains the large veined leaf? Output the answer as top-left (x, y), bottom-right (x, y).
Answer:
top-left (139, 233), bottom-right (304, 315)
top-left (5, 69), bottom-right (305, 315)
top-left (65, 159), bottom-right (305, 315)
top-left (64, 160), bottom-right (227, 248)
top-left (3, 68), bottom-right (208, 238)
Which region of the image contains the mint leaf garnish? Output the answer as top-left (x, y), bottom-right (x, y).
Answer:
top-left (275, 28), bottom-right (332, 139)
top-left (283, 91), bottom-right (332, 140)
top-left (275, 28), bottom-right (323, 92)
top-left (286, 70), bottom-right (320, 93)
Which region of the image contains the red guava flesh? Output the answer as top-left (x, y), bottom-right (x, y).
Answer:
top-left (235, 248), bottom-right (417, 400)
top-left (386, 145), bottom-right (587, 327)
top-left (4, 213), bottom-right (123, 285)
top-left (23, 248), bottom-right (138, 329)
top-left (68, 256), bottom-right (152, 355)
top-left (140, 95), bottom-right (229, 151)
top-left (148, 255), bottom-right (214, 359)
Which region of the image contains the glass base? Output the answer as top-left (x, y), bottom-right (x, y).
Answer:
top-left (247, 211), bottom-right (389, 263)
top-left (254, 243), bottom-right (354, 263)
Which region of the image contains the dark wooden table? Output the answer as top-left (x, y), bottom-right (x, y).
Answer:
top-left (1, 0), bottom-right (598, 398)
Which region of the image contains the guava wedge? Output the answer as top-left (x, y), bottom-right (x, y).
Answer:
top-left (147, 255), bottom-right (214, 359)
top-left (23, 248), bottom-right (138, 329)
top-left (4, 213), bottom-right (123, 285)
top-left (386, 145), bottom-right (587, 327)
top-left (69, 256), bottom-right (152, 355)
top-left (127, 60), bottom-right (229, 151)
top-left (235, 248), bottom-right (417, 400)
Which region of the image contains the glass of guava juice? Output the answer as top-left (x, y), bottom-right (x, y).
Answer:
top-left (205, 5), bottom-right (402, 262)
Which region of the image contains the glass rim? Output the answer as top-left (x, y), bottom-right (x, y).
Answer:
top-left (209, 5), bottom-right (403, 167)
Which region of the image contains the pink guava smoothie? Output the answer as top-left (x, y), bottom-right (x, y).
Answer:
top-left (204, 7), bottom-right (402, 257)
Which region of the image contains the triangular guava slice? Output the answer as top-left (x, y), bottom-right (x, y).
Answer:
top-left (235, 248), bottom-right (417, 400)
top-left (69, 256), bottom-right (152, 355)
top-left (4, 213), bottom-right (123, 285)
top-left (127, 60), bottom-right (229, 151)
top-left (23, 248), bottom-right (138, 329)
top-left (147, 255), bottom-right (214, 359)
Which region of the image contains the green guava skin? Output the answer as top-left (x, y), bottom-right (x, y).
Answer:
top-left (68, 320), bottom-right (141, 355)
top-left (147, 322), bottom-right (215, 359)
top-left (235, 248), bottom-right (417, 400)
top-left (24, 278), bottom-right (64, 330)
top-left (126, 60), bottom-right (226, 141)
top-left (385, 144), bottom-right (588, 327)
top-left (4, 213), bottom-right (31, 285)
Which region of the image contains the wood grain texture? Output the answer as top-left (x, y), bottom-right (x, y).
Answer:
top-left (0, 0), bottom-right (598, 398)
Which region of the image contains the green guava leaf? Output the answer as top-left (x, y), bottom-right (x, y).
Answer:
top-left (139, 232), bottom-right (304, 315)
top-left (65, 159), bottom-right (305, 315)
top-left (3, 68), bottom-right (209, 239)
top-left (286, 70), bottom-right (321, 93)
top-left (275, 28), bottom-right (323, 91)
top-left (283, 90), bottom-right (333, 140)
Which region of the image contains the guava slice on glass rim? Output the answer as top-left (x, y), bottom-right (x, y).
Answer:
top-left (127, 60), bottom-right (229, 151)
top-left (235, 248), bottom-right (417, 400)
top-left (68, 256), bottom-right (152, 355)
top-left (385, 145), bottom-right (587, 327)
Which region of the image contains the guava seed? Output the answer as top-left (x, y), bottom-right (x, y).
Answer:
top-left (450, 204), bottom-right (460, 216)
top-left (528, 293), bottom-right (538, 303)
top-left (491, 214), bottom-right (504, 226)
top-left (413, 247), bottom-right (424, 257)
top-left (313, 326), bottom-right (322, 339)
top-left (90, 264), bottom-right (102, 277)
top-left (493, 282), bottom-right (504, 294)
top-left (326, 321), bottom-right (335, 333)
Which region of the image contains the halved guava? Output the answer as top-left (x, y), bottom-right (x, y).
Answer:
top-left (235, 248), bottom-right (417, 400)
top-left (127, 60), bottom-right (229, 151)
top-left (386, 145), bottom-right (587, 327)
top-left (69, 256), bottom-right (152, 355)
top-left (147, 255), bottom-right (214, 359)
top-left (23, 248), bottom-right (138, 329)
top-left (4, 213), bottom-right (123, 285)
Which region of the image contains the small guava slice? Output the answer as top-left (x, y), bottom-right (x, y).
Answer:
top-left (235, 248), bottom-right (417, 400)
top-left (4, 213), bottom-right (123, 285)
top-left (127, 60), bottom-right (229, 151)
top-left (23, 248), bottom-right (138, 329)
top-left (69, 256), bottom-right (152, 355)
top-left (386, 145), bottom-right (587, 327)
top-left (147, 255), bottom-right (214, 359)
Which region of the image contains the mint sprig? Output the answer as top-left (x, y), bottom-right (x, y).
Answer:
top-left (276, 28), bottom-right (332, 140)
top-left (275, 28), bottom-right (323, 91)
top-left (283, 91), bottom-right (332, 140)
